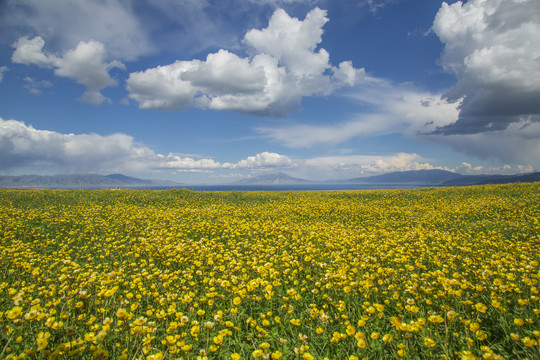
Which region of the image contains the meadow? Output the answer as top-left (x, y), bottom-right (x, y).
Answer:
top-left (0, 184), bottom-right (539, 360)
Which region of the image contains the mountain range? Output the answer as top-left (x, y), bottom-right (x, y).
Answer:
top-left (0, 173), bottom-right (180, 189)
top-left (233, 170), bottom-right (540, 186)
top-left (0, 170), bottom-right (538, 189)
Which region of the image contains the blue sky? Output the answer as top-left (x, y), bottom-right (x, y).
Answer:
top-left (1, 0), bottom-right (539, 184)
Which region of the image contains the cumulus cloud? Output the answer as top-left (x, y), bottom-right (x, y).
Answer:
top-left (0, 118), bottom-right (297, 175)
top-left (11, 36), bottom-right (51, 67)
top-left (12, 36), bottom-right (124, 104)
top-left (3, 0), bottom-right (152, 60)
top-left (0, 118), bottom-right (154, 174)
top-left (224, 152), bottom-right (296, 169)
top-left (127, 7), bottom-right (363, 116)
top-left (432, 0), bottom-right (540, 134)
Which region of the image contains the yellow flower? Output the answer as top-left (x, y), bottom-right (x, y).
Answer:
top-left (36, 337), bottom-right (48, 350)
top-left (233, 297), bottom-right (242, 306)
top-left (116, 308), bottom-right (130, 320)
top-left (165, 335), bottom-right (176, 345)
top-left (357, 339), bottom-right (367, 348)
top-left (428, 315), bottom-right (444, 323)
top-left (446, 311), bottom-right (458, 322)
top-left (383, 334), bottom-right (393, 343)
top-left (252, 349), bottom-right (263, 358)
top-left (459, 351), bottom-right (478, 360)
top-left (476, 330), bottom-right (487, 341)
top-left (290, 319), bottom-right (301, 326)
top-left (475, 302), bottom-right (487, 313)
top-left (513, 318), bottom-right (524, 326)
top-left (6, 306), bottom-right (23, 320)
top-left (104, 287), bottom-right (118, 297)
top-left (146, 352), bottom-right (164, 360)
top-left (181, 344), bottom-right (193, 352)
top-left (204, 321), bottom-right (215, 329)
top-left (521, 337), bottom-right (538, 347)
top-left (271, 351), bottom-right (283, 359)
top-left (231, 354), bottom-right (241, 360)
top-left (424, 337), bottom-right (436, 348)
top-left (84, 332), bottom-right (97, 343)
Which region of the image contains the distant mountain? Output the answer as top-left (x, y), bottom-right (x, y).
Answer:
top-left (229, 169), bottom-right (540, 187)
top-left (340, 169), bottom-right (540, 186)
top-left (0, 173), bottom-right (181, 189)
top-left (342, 169), bottom-right (463, 185)
top-left (231, 172), bottom-right (312, 185)
top-left (442, 171), bottom-right (540, 186)
top-left (1, 170), bottom-right (537, 189)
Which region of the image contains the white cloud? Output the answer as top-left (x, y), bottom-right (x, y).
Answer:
top-left (54, 40), bottom-right (125, 105)
top-left (11, 36), bottom-right (51, 67)
top-left (243, 8), bottom-right (329, 77)
top-left (0, 66), bottom-right (7, 82)
top-left (157, 154), bottom-right (222, 172)
top-left (127, 7), bottom-right (363, 116)
top-left (224, 152), bottom-right (296, 169)
top-left (23, 77), bottom-right (52, 95)
top-left (12, 36), bottom-right (124, 105)
top-left (3, 0), bottom-right (152, 61)
top-left (362, 0), bottom-right (401, 14)
top-left (0, 118), bottom-right (298, 176)
top-left (0, 118), bottom-right (154, 174)
top-left (432, 0), bottom-right (540, 133)
top-left (182, 50), bottom-right (267, 95)
top-left (454, 162), bottom-right (514, 175)
top-left (257, 77), bottom-right (461, 147)
top-left (288, 152), bottom-right (444, 180)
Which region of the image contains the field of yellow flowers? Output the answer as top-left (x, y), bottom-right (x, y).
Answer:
top-left (1, 183), bottom-right (539, 360)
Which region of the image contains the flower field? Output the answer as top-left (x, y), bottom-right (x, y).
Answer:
top-left (0, 184), bottom-right (539, 360)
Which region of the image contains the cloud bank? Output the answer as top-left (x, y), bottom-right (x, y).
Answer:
top-left (1, 118), bottom-right (526, 180)
top-left (127, 7), bottom-right (363, 116)
top-left (0, 118), bottom-right (296, 175)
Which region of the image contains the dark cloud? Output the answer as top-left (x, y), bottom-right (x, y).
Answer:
top-left (432, 0), bottom-right (540, 135)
